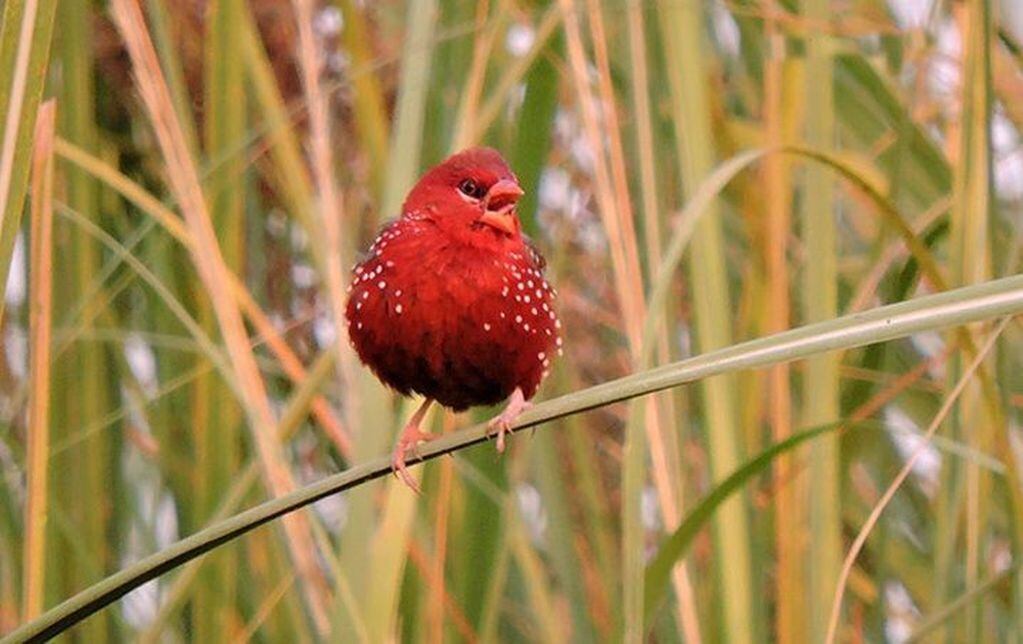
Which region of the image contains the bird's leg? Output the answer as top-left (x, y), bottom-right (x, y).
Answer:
top-left (391, 398), bottom-right (435, 493)
top-left (488, 387), bottom-right (532, 453)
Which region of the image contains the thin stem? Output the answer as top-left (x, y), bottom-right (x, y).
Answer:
top-left (8, 276), bottom-right (1023, 643)
top-left (824, 316), bottom-right (1012, 644)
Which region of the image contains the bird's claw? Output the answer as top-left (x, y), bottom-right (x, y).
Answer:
top-left (391, 426), bottom-right (435, 494)
top-left (489, 416), bottom-right (512, 454)
top-left (488, 388), bottom-right (532, 453)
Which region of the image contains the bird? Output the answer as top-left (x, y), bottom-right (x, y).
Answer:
top-left (345, 147), bottom-right (561, 491)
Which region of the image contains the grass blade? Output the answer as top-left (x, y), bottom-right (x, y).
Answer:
top-left (9, 273), bottom-right (1023, 643)
top-left (381, 0), bottom-right (438, 216)
top-left (644, 421), bottom-right (843, 622)
top-left (54, 6), bottom-right (114, 640)
top-left (334, 1), bottom-right (389, 194)
top-left (52, 138), bottom-right (352, 457)
top-left (941, 4), bottom-right (1005, 640)
top-left (109, 0), bottom-right (331, 631)
top-left (763, 12), bottom-right (802, 640)
top-left (801, 0), bottom-right (841, 638)
top-left (0, 0), bottom-right (57, 320)
top-left (20, 99), bottom-right (55, 622)
top-left (825, 317), bottom-right (1012, 643)
top-left (194, 0), bottom-right (247, 636)
top-left (659, 3), bottom-right (753, 638)
top-left (907, 565), bottom-right (1020, 642)
top-left (292, 0), bottom-right (349, 382)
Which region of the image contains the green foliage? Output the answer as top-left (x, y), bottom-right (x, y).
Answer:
top-left (2, 2), bottom-right (1023, 642)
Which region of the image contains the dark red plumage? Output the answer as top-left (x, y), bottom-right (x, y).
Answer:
top-left (345, 148), bottom-right (560, 484)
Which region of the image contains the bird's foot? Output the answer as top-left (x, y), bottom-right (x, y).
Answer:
top-left (488, 387), bottom-right (532, 453)
top-left (391, 400), bottom-right (434, 493)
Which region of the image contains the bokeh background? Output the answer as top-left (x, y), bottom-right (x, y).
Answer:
top-left (2, 0), bottom-right (1023, 641)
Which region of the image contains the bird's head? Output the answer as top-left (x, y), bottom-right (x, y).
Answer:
top-left (402, 147), bottom-right (524, 239)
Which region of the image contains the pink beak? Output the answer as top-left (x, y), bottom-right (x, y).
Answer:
top-left (479, 179), bottom-right (524, 235)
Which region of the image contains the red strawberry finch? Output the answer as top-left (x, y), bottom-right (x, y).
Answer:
top-left (345, 148), bottom-right (561, 490)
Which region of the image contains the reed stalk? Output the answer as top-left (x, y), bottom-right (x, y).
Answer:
top-left (802, 0), bottom-right (841, 639)
top-left (21, 99), bottom-right (54, 623)
top-left (110, 0), bottom-right (332, 632)
top-left (659, 2), bottom-right (755, 640)
top-left (10, 273), bottom-right (1023, 643)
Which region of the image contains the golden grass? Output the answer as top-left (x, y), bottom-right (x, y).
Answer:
top-left (827, 317), bottom-right (1012, 643)
top-left (109, 0), bottom-right (330, 631)
top-left (4, 2), bottom-right (1023, 641)
top-left (20, 98), bottom-right (54, 622)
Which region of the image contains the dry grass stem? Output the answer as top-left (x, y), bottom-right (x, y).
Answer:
top-left (21, 98), bottom-right (55, 622)
top-left (109, 0), bottom-right (331, 631)
top-left (825, 316), bottom-right (1013, 643)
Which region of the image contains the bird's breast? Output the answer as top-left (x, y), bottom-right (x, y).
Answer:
top-left (346, 221), bottom-right (561, 410)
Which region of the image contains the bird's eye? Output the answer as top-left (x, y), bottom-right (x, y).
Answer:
top-left (458, 178), bottom-right (483, 199)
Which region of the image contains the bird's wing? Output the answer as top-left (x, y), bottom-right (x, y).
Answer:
top-left (522, 235), bottom-right (547, 271)
top-left (355, 217), bottom-right (405, 263)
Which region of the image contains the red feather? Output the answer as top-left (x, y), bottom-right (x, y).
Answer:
top-left (345, 148), bottom-right (560, 412)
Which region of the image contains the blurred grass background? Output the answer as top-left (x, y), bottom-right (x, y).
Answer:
top-left (2, 0), bottom-right (1023, 641)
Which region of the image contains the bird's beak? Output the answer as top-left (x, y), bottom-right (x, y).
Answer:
top-left (479, 179), bottom-right (523, 235)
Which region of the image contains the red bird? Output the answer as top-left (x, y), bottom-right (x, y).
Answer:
top-left (345, 148), bottom-right (561, 489)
